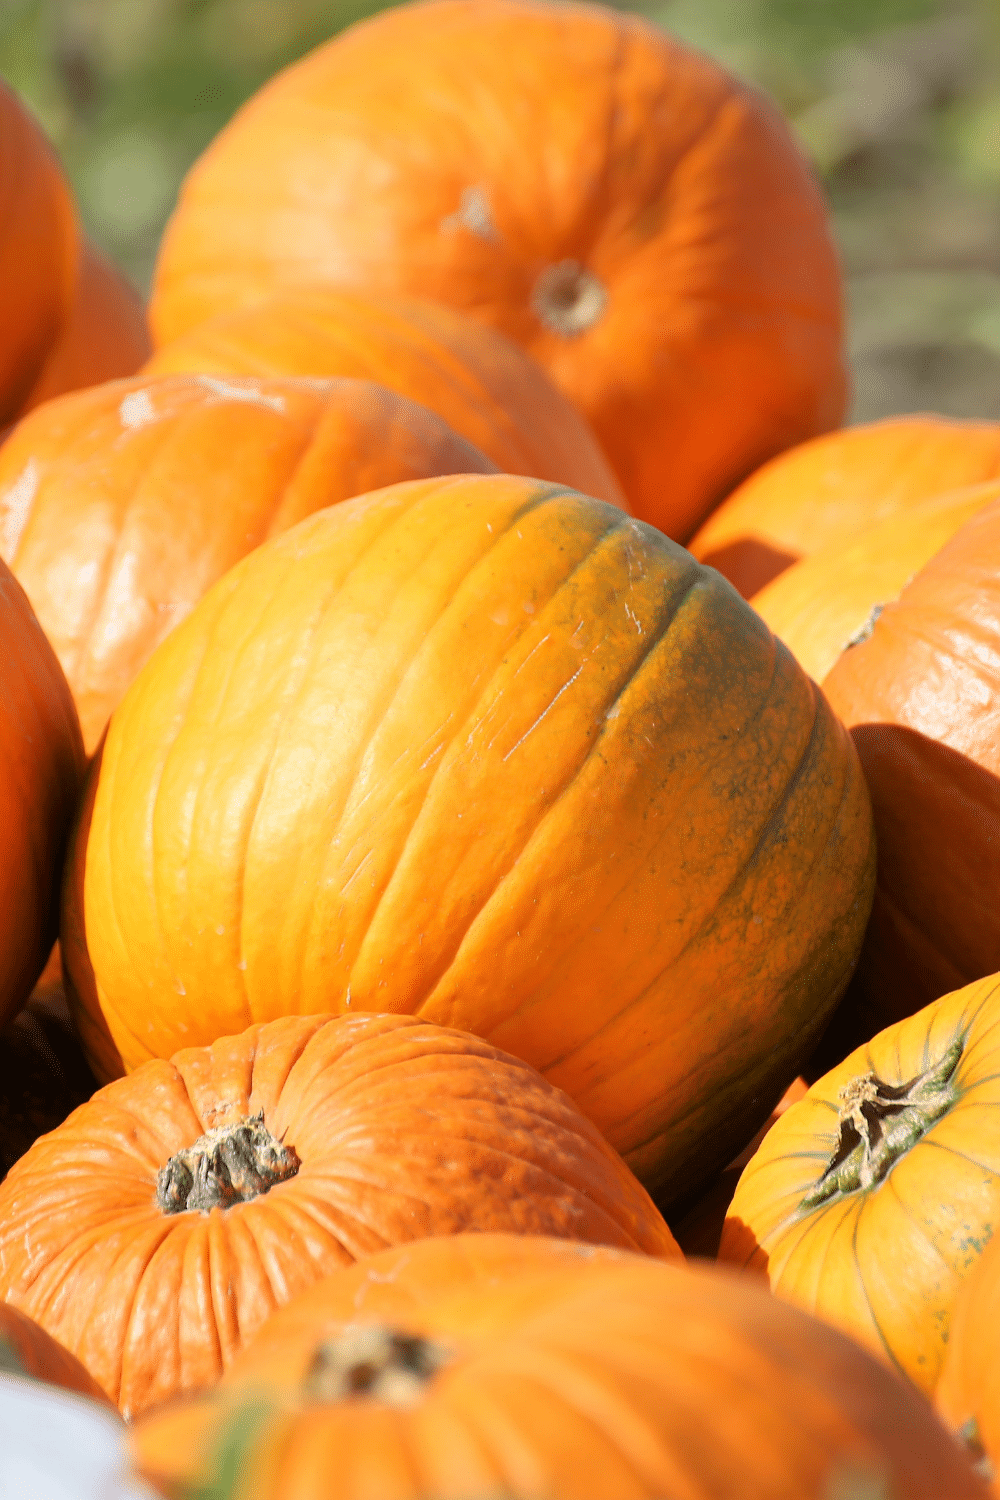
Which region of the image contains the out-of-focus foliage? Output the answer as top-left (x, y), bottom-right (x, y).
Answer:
top-left (1, 0), bottom-right (998, 421)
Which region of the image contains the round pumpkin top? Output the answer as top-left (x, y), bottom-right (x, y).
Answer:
top-left (144, 286), bottom-right (625, 508)
top-left (0, 1011), bottom-right (677, 1417)
top-left (0, 79), bottom-right (77, 426)
top-left (720, 972), bottom-right (1000, 1395)
top-left (148, 0), bottom-right (845, 539)
top-left (0, 369), bottom-right (494, 753)
top-left (63, 472), bottom-right (875, 1207)
top-left (750, 478), bottom-right (1000, 686)
top-left (129, 1232), bottom-right (988, 1500)
top-left (690, 414), bottom-right (1000, 598)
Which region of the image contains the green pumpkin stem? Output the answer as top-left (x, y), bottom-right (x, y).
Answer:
top-left (802, 1037), bottom-right (964, 1210)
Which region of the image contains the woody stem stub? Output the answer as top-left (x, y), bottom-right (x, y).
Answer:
top-left (157, 1111), bottom-right (300, 1214)
top-left (306, 1326), bottom-right (453, 1408)
top-left (802, 1037), bottom-right (963, 1210)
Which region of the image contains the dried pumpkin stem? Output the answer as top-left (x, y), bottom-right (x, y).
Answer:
top-left (305, 1325), bottom-right (452, 1408)
top-left (802, 1037), bottom-right (963, 1210)
top-left (157, 1110), bottom-right (300, 1215)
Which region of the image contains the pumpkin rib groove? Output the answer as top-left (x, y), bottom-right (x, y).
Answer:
top-left (916, 1134), bottom-right (1000, 1179)
top-left (415, 563), bottom-right (704, 1029)
top-left (852, 1203), bottom-right (908, 1377)
top-left (884, 1169), bottom-right (955, 1274)
top-left (303, 483), bottom-right (582, 998)
top-left (535, 664), bottom-right (831, 1095)
top-left (347, 504), bottom-right (663, 1012)
top-left (61, 414), bottom-right (184, 689)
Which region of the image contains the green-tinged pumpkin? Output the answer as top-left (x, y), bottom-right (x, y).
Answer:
top-left (63, 473), bottom-right (874, 1206)
top-left (720, 973), bottom-right (1000, 1396)
top-left (130, 1233), bottom-right (988, 1500)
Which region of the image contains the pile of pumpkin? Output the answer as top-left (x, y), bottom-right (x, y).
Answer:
top-left (4, 1), bottom-right (1000, 1495)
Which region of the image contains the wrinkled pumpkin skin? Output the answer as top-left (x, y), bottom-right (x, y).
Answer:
top-left (130, 1234), bottom-right (988, 1500)
top-left (64, 474), bottom-right (875, 1206)
top-left (149, 0), bottom-right (846, 540)
top-left (721, 973), bottom-right (1000, 1396)
top-left (821, 495), bottom-right (1000, 1051)
top-left (0, 560), bottom-right (85, 1027)
top-left (0, 370), bottom-right (494, 753)
top-left (0, 80), bottom-right (77, 426)
top-left (144, 287), bottom-right (626, 509)
top-left (751, 480), bottom-right (1000, 687)
top-left (691, 415), bottom-right (1000, 599)
top-left (0, 1012), bottom-right (677, 1417)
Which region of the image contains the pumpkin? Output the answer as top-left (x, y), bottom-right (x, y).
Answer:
top-left (0, 1010), bottom-right (678, 1417)
top-left (0, 370), bottom-right (494, 753)
top-left (820, 493), bottom-right (1000, 1051)
top-left (0, 1302), bottom-right (110, 1405)
top-left (62, 473), bottom-right (875, 1206)
top-left (0, 946), bottom-right (96, 1180)
top-left (936, 1223), bottom-right (1000, 1486)
top-left (670, 1075), bottom-right (807, 1258)
top-left (129, 1232), bottom-right (988, 1500)
top-left (144, 287), bottom-right (625, 508)
top-left (690, 414), bottom-right (1000, 598)
top-left (719, 972), bottom-right (1000, 1396)
top-left (20, 238), bottom-right (151, 413)
top-left (148, 0), bottom-right (846, 540)
top-left (0, 79), bottom-right (77, 427)
top-left (0, 556), bottom-right (84, 1027)
top-left (750, 479), bottom-right (1000, 686)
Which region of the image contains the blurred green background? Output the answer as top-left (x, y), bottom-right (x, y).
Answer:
top-left (2, 0), bottom-right (998, 422)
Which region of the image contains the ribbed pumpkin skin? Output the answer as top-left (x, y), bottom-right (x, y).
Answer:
top-left (144, 288), bottom-right (625, 509)
top-left (720, 974), bottom-right (1000, 1395)
top-left (21, 238), bottom-right (151, 413)
top-left (0, 371), bottom-right (493, 752)
top-left (148, 0), bottom-right (845, 540)
top-left (129, 1235), bottom-right (988, 1500)
top-left (0, 561), bottom-right (85, 1026)
top-left (751, 480), bottom-right (1000, 686)
top-left (822, 496), bottom-right (1000, 1041)
top-left (0, 80), bottom-right (77, 426)
top-left (63, 474), bottom-right (875, 1205)
top-left (691, 415), bottom-right (1000, 598)
top-left (0, 1303), bottom-right (111, 1407)
top-left (0, 1013), bottom-right (678, 1417)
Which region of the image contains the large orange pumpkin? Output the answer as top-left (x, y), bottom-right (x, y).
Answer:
top-left (20, 238), bottom-right (151, 414)
top-left (0, 79), bottom-right (77, 426)
top-left (130, 1233), bottom-right (988, 1500)
top-left (0, 1011), bottom-right (677, 1416)
top-left (821, 494), bottom-right (1000, 1047)
top-left (0, 557), bottom-right (84, 1026)
top-left (144, 287), bottom-right (625, 508)
top-left (63, 473), bottom-right (875, 1205)
top-left (0, 370), bottom-right (493, 752)
top-left (148, 0), bottom-right (846, 539)
top-left (720, 973), bottom-right (1000, 1396)
top-left (690, 415), bottom-right (1000, 598)
top-left (751, 479), bottom-right (1000, 685)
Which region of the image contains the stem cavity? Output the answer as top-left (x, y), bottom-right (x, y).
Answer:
top-left (156, 1111), bottom-right (300, 1215)
top-left (531, 260), bottom-right (607, 337)
top-left (305, 1326), bottom-right (452, 1408)
top-left (802, 1038), bottom-right (963, 1210)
